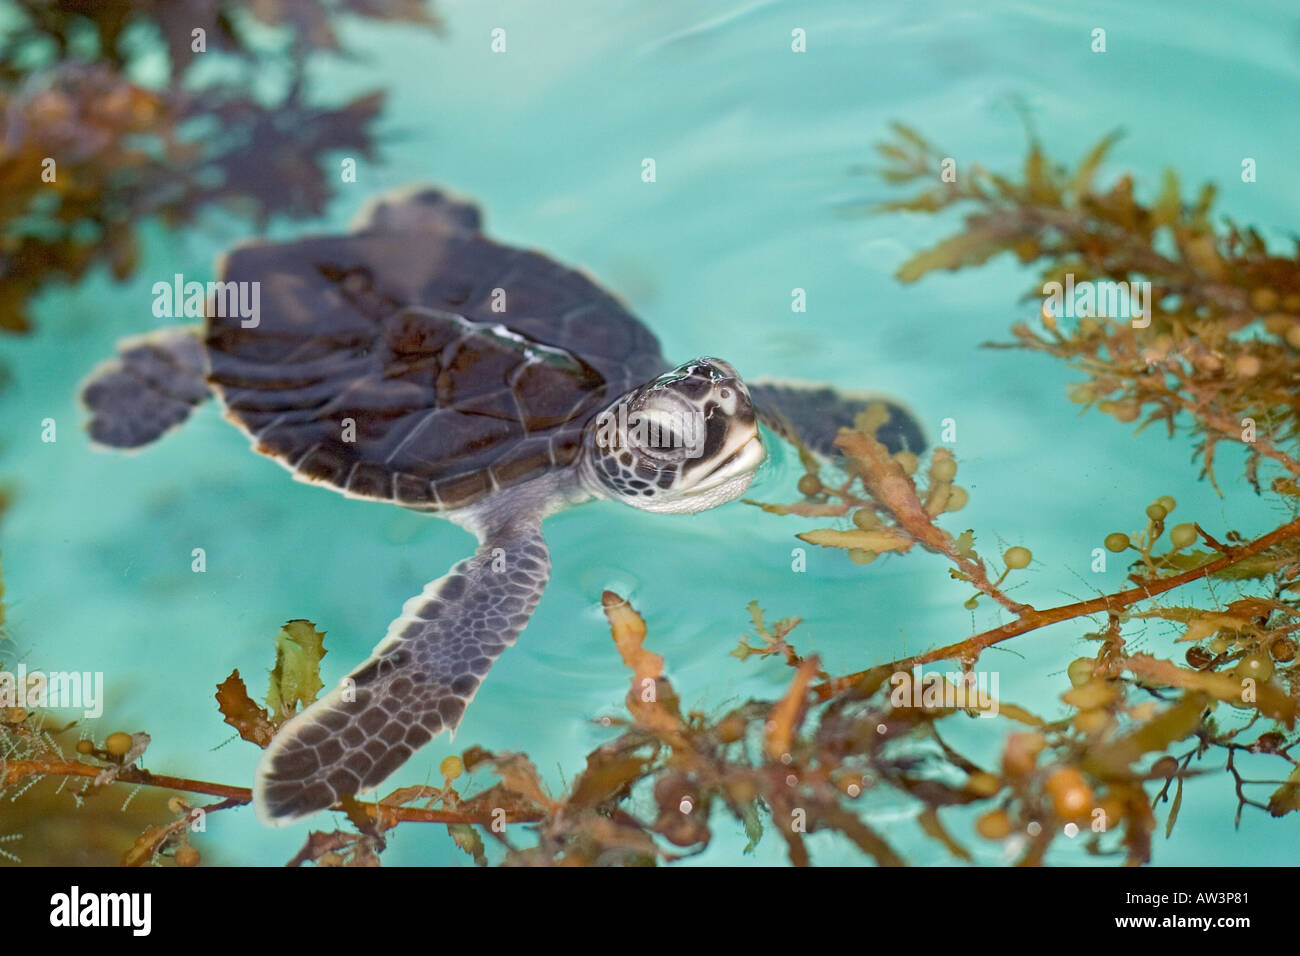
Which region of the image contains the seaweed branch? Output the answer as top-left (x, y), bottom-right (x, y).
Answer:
top-left (817, 512), bottom-right (1300, 695)
top-left (0, 755), bottom-right (539, 827)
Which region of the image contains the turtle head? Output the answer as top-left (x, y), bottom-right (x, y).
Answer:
top-left (581, 357), bottom-right (765, 514)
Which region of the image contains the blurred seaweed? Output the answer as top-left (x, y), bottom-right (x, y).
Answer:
top-left (0, 0), bottom-right (442, 332)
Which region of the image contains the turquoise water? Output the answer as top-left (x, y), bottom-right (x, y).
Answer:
top-left (4, 0), bottom-right (1300, 865)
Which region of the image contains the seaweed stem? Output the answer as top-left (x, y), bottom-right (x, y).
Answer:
top-left (814, 514), bottom-right (1300, 699)
top-left (836, 428), bottom-right (1030, 615)
top-left (1, 759), bottom-right (542, 826)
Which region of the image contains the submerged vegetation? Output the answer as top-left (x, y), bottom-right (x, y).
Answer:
top-left (6, 111), bottom-right (1300, 863)
top-left (0, 0), bottom-right (441, 333)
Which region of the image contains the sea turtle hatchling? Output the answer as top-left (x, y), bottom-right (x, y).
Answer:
top-left (81, 188), bottom-right (924, 825)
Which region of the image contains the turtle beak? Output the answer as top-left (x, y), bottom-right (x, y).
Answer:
top-left (688, 422), bottom-right (765, 497)
top-left (702, 427), bottom-right (763, 480)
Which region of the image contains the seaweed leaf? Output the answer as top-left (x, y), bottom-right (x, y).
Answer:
top-left (1267, 765), bottom-right (1300, 817)
top-left (1165, 776), bottom-right (1183, 838)
top-left (215, 669), bottom-right (276, 748)
top-left (266, 619), bottom-right (327, 723)
top-left (1070, 129), bottom-right (1124, 200)
top-left (896, 228), bottom-right (1012, 283)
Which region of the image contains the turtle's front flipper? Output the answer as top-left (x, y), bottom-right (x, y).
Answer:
top-left (80, 327), bottom-right (210, 449)
top-left (253, 515), bottom-right (551, 826)
top-left (749, 380), bottom-right (926, 459)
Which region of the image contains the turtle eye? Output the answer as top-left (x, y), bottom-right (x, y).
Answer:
top-left (638, 436), bottom-right (687, 464)
top-left (719, 387), bottom-right (731, 399)
top-left (629, 420), bottom-right (689, 464)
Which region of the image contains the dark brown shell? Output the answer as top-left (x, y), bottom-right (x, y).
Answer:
top-left (204, 191), bottom-right (668, 510)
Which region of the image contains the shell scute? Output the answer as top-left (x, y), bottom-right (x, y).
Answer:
top-left (204, 191), bottom-right (669, 510)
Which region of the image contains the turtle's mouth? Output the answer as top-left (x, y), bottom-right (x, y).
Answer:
top-left (687, 430), bottom-right (765, 496)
